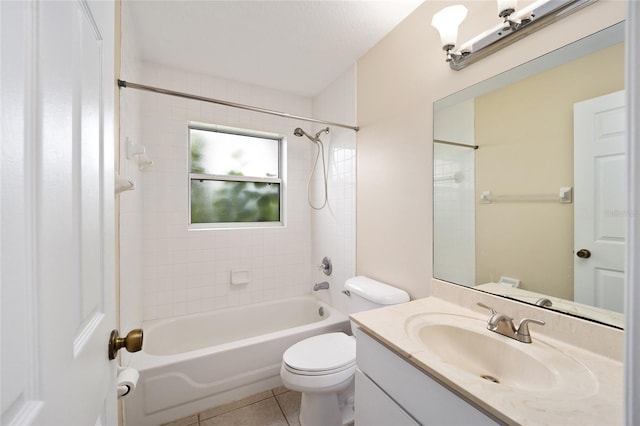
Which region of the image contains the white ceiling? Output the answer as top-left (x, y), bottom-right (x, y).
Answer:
top-left (125, 0), bottom-right (425, 98)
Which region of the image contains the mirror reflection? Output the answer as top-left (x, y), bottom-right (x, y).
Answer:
top-left (433, 22), bottom-right (625, 328)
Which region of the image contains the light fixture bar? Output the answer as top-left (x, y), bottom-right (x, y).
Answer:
top-left (449, 0), bottom-right (598, 71)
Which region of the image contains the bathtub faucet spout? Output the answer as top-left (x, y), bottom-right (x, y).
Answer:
top-left (313, 281), bottom-right (330, 291)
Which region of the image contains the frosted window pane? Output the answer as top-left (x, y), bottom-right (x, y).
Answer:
top-left (190, 129), bottom-right (279, 178)
top-left (191, 179), bottom-right (280, 223)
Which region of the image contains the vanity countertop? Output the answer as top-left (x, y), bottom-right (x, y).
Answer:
top-left (350, 296), bottom-right (623, 426)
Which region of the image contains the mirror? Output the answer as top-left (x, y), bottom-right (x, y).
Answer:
top-left (433, 22), bottom-right (625, 329)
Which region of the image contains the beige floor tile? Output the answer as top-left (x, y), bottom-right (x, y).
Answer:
top-left (271, 385), bottom-right (288, 396)
top-left (160, 414), bottom-right (198, 426)
top-left (200, 398), bottom-right (288, 426)
top-left (275, 391), bottom-right (301, 426)
top-left (199, 390), bottom-right (274, 420)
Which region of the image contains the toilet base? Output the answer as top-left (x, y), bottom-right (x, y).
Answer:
top-left (298, 379), bottom-right (354, 426)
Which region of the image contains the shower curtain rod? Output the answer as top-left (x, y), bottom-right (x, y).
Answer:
top-left (434, 139), bottom-right (479, 149)
top-left (117, 80), bottom-right (360, 132)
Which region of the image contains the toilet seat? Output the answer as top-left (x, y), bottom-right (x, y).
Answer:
top-left (282, 332), bottom-right (355, 376)
top-left (280, 362), bottom-right (356, 393)
top-left (283, 360), bottom-right (355, 376)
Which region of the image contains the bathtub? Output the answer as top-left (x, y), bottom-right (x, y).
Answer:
top-left (124, 295), bottom-right (350, 426)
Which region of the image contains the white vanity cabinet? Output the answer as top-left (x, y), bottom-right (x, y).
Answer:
top-left (354, 327), bottom-right (499, 426)
top-left (354, 369), bottom-right (420, 426)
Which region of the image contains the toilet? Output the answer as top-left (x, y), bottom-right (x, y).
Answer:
top-left (280, 276), bottom-right (410, 426)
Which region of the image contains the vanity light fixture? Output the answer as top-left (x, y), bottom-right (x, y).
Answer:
top-left (497, 0), bottom-right (518, 18)
top-left (431, 0), bottom-right (598, 71)
top-left (431, 5), bottom-right (468, 63)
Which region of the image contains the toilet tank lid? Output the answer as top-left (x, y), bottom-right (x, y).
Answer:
top-left (344, 276), bottom-right (410, 305)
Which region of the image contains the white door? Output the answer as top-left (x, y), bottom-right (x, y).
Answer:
top-left (1, 0), bottom-right (117, 424)
top-left (573, 90), bottom-right (626, 313)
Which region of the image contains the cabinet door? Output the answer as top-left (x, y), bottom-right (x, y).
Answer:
top-left (355, 328), bottom-right (498, 425)
top-left (355, 369), bottom-right (419, 426)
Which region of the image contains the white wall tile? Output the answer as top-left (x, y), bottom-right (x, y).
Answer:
top-left (433, 143), bottom-right (475, 285)
top-left (134, 61), bottom-right (316, 320)
top-left (120, 26), bottom-right (356, 325)
top-left (119, 5), bottom-right (145, 333)
top-left (307, 66), bottom-right (357, 315)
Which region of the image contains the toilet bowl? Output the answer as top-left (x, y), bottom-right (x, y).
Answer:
top-left (280, 276), bottom-right (410, 426)
top-left (280, 332), bottom-right (356, 426)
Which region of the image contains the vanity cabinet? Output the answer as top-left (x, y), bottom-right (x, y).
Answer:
top-left (354, 327), bottom-right (498, 426)
top-left (354, 369), bottom-right (419, 426)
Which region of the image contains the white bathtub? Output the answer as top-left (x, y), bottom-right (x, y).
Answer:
top-left (124, 295), bottom-right (350, 426)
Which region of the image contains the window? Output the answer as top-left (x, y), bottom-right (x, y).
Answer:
top-left (189, 123), bottom-right (283, 227)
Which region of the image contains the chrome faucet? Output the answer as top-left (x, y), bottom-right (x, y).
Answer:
top-left (535, 297), bottom-right (553, 307)
top-left (313, 281), bottom-right (330, 291)
top-left (477, 302), bottom-right (545, 344)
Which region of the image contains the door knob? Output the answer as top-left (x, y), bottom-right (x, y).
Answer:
top-left (108, 329), bottom-right (143, 360)
top-left (576, 249), bottom-right (591, 259)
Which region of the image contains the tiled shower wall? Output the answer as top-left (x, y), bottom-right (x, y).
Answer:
top-left (433, 98), bottom-right (476, 286)
top-left (119, 6), bottom-right (144, 333)
top-left (136, 64), bottom-right (316, 321)
top-left (119, 11), bottom-right (356, 325)
top-left (433, 144), bottom-right (475, 286)
top-left (309, 69), bottom-right (357, 315)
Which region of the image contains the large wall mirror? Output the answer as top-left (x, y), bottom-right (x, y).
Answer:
top-left (433, 22), bottom-right (625, 329)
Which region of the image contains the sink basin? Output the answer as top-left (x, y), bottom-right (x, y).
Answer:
top-left (405, 313), bottom-right (598, 397)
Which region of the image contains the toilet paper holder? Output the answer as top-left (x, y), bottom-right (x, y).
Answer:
top-left (117, 367), bottom-right (140, 398)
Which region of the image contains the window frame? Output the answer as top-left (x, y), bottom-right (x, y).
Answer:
top-left (188, 122), bottom-right (286, 229)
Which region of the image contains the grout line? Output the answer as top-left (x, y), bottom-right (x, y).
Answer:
top-left (203, 396), bottom-right (279, 422)
top-left (198, 391), bottom-right (275, 422)
top-left (273, 394), bottom-right (291, 426)
top-left (186, 388), bottom-right (296, 426)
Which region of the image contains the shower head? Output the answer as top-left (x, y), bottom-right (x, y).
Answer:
top-left (293, 127), bottom-right (316, 142)
top-left (293, 127), bottom-right (330, 143)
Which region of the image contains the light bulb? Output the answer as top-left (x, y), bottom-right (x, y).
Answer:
top-left (431, 5), bottom-right (468, 49)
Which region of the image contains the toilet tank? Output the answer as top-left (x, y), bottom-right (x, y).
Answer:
top-left (344, 276), bottom-right (410, 314)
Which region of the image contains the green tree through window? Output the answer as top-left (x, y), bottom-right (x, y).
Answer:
top-left (189, 125), bottom-right (282, 225)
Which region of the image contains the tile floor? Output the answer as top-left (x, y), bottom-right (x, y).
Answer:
top-left (160, 387), bottom-right (301, 426)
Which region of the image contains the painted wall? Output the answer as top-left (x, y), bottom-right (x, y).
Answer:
top-left (475, 43), bottom-right (624, 299)
top-left (356, 0), bottom-right (626, 299)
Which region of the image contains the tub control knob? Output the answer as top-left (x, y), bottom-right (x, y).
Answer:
top-left (108, 329), bottom-right (143, 360)
top-left (318, 257), bottom-right (332, 276)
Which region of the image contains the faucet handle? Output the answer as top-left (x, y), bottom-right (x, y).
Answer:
top-left (476, 302), bottom-right (497, 315)
top-left (516, 318), bottom-right (545, 343)
top-left (318, 257), bottom-right (332, 276)
top-left (535, 297), bottom-right (553, 307)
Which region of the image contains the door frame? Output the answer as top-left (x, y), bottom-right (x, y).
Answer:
top-left (625, 0), bottom-right (640, 423)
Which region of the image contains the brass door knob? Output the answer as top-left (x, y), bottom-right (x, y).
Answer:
top-left (108, 329), bottom-right (143, 360)
top-left (576, 249), bottom-right (592, 259)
